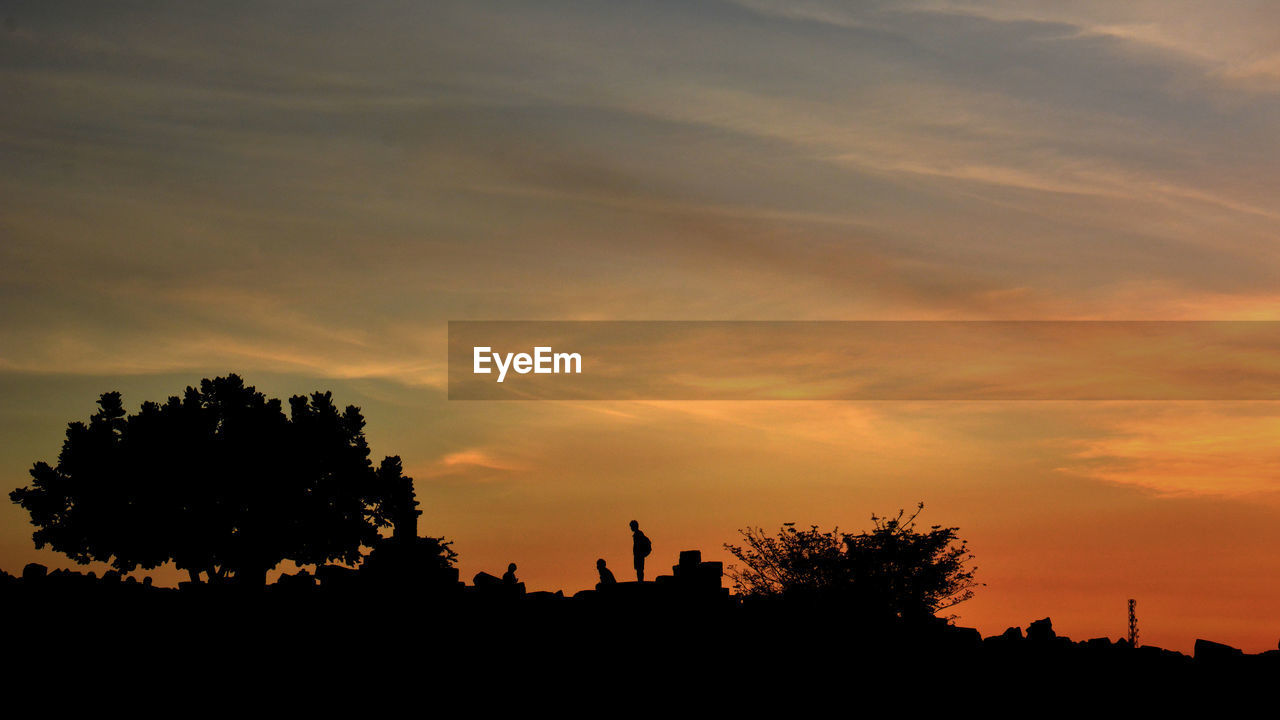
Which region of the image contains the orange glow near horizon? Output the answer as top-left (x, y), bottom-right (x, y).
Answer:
top-left (5, 1), bottom-right (1280, 655)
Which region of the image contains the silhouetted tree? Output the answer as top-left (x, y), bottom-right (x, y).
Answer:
top-left (724, 503), bottom-right (980, 620)
top-left (358, 454), bottom-right (459, 586)
top-left (9, 374), bottom-right (423, 586)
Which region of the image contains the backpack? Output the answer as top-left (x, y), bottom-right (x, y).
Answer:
top-left (636, 532), bottom-right (652, 558)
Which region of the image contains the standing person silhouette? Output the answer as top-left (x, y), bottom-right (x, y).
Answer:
top-left (630, 520), bottom-right (651, 582)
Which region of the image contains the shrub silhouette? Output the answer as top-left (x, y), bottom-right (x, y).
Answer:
top-left (10, 374), bottom-right (417, 586)
top-left (724, 503), bottom-right (980, 620)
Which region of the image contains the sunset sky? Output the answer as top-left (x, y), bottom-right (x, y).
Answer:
top-left (5, 1), bottom-right (1280, 652)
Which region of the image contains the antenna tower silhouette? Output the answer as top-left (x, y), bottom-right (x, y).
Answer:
top-left (1127, 598), bottom-right (1139, 647)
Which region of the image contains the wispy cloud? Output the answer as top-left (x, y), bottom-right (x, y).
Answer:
top-left (1064, 406), bottom-right (1280, 498)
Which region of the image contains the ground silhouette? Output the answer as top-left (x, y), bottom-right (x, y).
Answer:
top-left (4, 548), bottom-right (1276, 690)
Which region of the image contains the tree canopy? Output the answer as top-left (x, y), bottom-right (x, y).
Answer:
top-left (724, 503), bottom-right (980, 620)
top-left (9, 374), bottom-right (417, 585)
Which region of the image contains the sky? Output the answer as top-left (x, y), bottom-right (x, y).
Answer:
top-left (4, 0), bottom-right (1280, 652)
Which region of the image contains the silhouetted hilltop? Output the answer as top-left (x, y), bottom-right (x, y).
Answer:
top-left (4, 551), bottom-right (1276, 686)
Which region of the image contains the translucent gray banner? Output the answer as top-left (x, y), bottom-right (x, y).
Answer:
top-left (448, 321), bottom-right (1280, 400)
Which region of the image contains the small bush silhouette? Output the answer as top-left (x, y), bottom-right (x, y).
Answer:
top-left (724, 503), bottom-right (980, 620)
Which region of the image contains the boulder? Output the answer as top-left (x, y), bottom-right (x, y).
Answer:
top-left (1194, 638), bottom-right (1243, 664)
top-left (1026, 617), bottom-right (1056, 642)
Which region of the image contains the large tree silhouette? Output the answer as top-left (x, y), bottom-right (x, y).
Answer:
top-left (10, 374), bottom-right (413, 586)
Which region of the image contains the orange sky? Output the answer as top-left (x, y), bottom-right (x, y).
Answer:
top-left (4, 1), bottom-right (1280, 653)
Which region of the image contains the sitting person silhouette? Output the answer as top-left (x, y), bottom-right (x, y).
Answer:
top-left (502, 562), bottom-right (518, 585)
top-left (596, 558), bottom-right (616, 589)
top-left (630, 520), bottom-right (651, 582)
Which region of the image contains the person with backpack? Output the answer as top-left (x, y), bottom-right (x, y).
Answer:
top-left (630, 520), bottom-right (652, 582)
